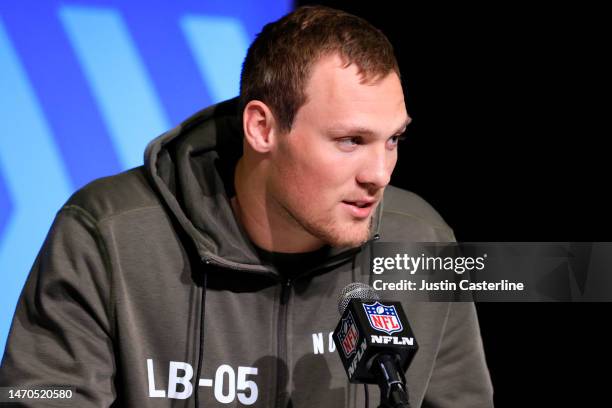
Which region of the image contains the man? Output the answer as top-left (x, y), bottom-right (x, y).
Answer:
top-left (0, 6), bottom-right (493, 407)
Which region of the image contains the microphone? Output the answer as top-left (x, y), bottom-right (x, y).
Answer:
top-left (333, 283), bottom-right (418, 408)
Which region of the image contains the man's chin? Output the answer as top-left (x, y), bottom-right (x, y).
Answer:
top-left (293, 209), bottom-right (374, 249)
top-left (320, 222), bottom-right (372, 248)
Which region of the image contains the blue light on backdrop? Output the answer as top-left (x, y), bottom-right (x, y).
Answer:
top-left (0, 0), bottom-right (292, 358)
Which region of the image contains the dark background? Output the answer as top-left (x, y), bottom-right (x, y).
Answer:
top-left (297, 1), bottom-right (609, 406)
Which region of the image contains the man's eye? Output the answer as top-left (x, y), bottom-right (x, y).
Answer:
top-left (338, 137), bottom-right (361, 147)
top-left (389, 134), bottom-right (406, 146)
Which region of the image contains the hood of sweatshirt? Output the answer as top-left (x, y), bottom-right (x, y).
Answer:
top-left (144, 97), bottom-right (382, 276)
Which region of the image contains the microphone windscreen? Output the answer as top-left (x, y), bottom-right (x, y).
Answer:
top-left (337, 282), bottom-right (380, 315)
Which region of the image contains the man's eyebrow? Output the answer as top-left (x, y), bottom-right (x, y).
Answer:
top-left (327, 117), bottom-right (412, 136)
top-left (394, 117), bottom-right (412, 133)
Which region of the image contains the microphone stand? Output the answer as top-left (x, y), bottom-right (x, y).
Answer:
top-left (373, 354), bottom-right (411, 408)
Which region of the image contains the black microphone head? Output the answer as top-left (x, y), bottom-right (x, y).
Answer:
top-left (337, 282), bottom-right (380, 316)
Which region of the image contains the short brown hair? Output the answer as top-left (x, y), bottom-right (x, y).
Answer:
top-left (240, 5), bottom-right (400, 133)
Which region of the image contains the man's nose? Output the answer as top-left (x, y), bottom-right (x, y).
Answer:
top-left (356, 146), bottom-right (395, 189)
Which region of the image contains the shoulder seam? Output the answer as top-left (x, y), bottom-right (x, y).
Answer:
top-left (63, 204), bottom-right (163, 224)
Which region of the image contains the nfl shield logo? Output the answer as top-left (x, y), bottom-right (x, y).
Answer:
top-left (363, 301), bottom-right (403, 335)
top-left (338, 312), bottom-right (360, 357)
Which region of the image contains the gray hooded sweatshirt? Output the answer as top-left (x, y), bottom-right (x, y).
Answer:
top-left (0, 98), bottom-right (493, 407)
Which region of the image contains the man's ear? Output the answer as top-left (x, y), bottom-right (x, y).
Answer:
top-left (243, 100), bottom-right (277, 153)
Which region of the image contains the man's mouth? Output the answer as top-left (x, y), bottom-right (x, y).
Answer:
top-left (341, 200), bottom-right (376, 218)
top-left (343, 201), bottom-right (372, 208)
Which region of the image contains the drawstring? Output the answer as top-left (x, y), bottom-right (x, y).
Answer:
top-left (194, 263), bottom-right (209, 408)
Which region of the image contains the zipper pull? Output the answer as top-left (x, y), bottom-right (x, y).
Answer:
top-left (281, 279), bottom-right (291, 304)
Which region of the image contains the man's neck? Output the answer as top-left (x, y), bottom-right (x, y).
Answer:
top-left (232, 158), bottom-right (325, 253)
